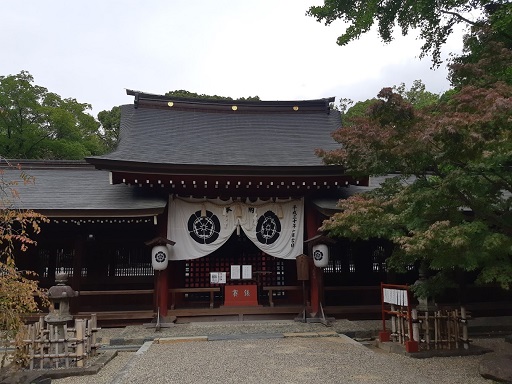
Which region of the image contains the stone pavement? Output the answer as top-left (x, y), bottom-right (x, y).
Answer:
top-left (99, 315), bottom-right (512, 348)
top-left (103, 319), bottom-right (383, 348)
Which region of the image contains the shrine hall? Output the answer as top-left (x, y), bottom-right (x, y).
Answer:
top-left (7, 91), bottom-right (510, 325)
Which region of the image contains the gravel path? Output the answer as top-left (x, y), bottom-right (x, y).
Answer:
top-left (52, 334), bottom-right (508, 384)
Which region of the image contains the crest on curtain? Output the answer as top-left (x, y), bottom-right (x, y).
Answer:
top-left (187, 210), bottom-right (220, 244)
top-left (167, 197), bottom-right (304, 260)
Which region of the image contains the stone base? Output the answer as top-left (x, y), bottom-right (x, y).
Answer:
top-left (479, 354), bottom-right (512, 383)
top-left (0, 370), bottom-right (51, 384)
top-left (0, 351), bottom-right (117, 383)
top-left (376, 340), bottom-right (492, 358)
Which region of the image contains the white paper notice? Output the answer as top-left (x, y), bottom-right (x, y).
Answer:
top-left (231, 265), bottom-right (241, 280)
top-left (242, 265), bottom-right (252, 279)
top-left (218, 272), bottom-right (227, 284)
top-left (210, 272), bottom-right (219, 284)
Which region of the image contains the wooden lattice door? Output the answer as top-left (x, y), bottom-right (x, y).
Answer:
top-left (184, 231), bottom-right (285, 303)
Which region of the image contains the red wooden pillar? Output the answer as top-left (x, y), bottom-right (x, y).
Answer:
top-left (305, 203), bottom-right (322, 316)
top-left (146, 213), bottom-right (175, 319)
top-left (158, 210), bottom-right (173, 318)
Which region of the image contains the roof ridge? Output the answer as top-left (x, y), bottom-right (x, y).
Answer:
top-left (126, 89), bottom-right (335, 114)
top-left (0, 159), bottom-right (93, 169)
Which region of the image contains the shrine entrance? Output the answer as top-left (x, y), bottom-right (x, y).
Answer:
top-left (169, 230), bottom-right (301, 309)
top-left (166, 197), bottom-right (304, 311)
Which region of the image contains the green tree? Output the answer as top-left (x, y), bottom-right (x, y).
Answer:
top-left (393, 80), bottom-right (440, 108)
top-left (318, 33), bottom-right (512, 295)
top-left (0, 71), bottom-right (106, 159)
top-left (165, 90), bottom-right (260, 101)
top-left (338, 80), bottom-right (438, 130)
top-left (339, 98), bottom-right (376, 124)
top-left (449, 25), bottom-right (512, 87)
top-left (97, 106), bottom-right (121, 152)
top-left (307, 0), bottom-right (512, 66)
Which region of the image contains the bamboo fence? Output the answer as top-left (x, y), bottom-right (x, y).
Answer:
top-left (18, 314), bottom-right (99, 370)
top-left (388, 307), bottom-right (471, 351)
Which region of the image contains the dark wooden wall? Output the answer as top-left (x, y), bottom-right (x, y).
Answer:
top-left (17, 219), bottom-right (158, 313)
top-left (16, 221), bottom-right (512, 316)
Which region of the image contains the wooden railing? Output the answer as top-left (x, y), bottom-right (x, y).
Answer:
top-left (79, 289), bottom-right (154, 296)
top-left (77, 289), bottom-right (155, 321)
top-left (324, 285), bottom-right (380, 292)
top-left (262, 286), bottom-right (301, 307)
top-left (169, 287), bottom-right (221, 310)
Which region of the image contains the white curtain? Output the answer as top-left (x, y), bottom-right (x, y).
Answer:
top-left (167, 197), bottom-right (303, 260)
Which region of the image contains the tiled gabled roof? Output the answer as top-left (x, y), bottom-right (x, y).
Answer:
top-left (1, 161), bottom-right (167, 216)
top-left (87, 92), bottom-right (342, 169)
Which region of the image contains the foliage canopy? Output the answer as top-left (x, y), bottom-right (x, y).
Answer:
top-left (164, 89), bottom-right (260, 101)
top-left (97, 106), bottom-right (121, 152)
top-left (318, 29), bottom-right (512, 294)
top-left (0, 71), bottom-right (106, 159)
top-left (307, 0), bottom-right (512, 66)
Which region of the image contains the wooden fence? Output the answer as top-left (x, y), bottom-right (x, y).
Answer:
top-left (380, 283), bottom-right (470, 351)
top-left (416, 307), bottom-right (470, 350)
top-left (384, 306), bottom-right (471, 351)
top-left (18, 314), bottom-right (99, 370)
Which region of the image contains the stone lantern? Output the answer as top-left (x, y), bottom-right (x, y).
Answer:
top-left (45, 271), bottom-right (78, 341)
top-left (414, 263), bottom-right (437, 312)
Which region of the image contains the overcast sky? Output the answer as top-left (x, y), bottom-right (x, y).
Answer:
top-left (3, 1), bottom-right (465, 117)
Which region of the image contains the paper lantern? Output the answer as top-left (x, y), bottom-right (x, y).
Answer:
top-left (312, 244), bottom-right (329, 268)
top-left (152, 245), bottom-right (169, 270)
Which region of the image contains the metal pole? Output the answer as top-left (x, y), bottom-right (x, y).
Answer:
top-left (302, 280), bottom-right (306, 322)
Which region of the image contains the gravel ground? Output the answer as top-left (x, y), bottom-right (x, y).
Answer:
top-left (50, 321), bottom-right (511, 384)
top-left (51, 337), bottom-right (506, 384)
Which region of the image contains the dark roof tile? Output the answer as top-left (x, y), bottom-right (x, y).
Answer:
top-left (2, 165), bottom-right (166, 215)
top-left (90, 100), bottom-right (342, 167)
